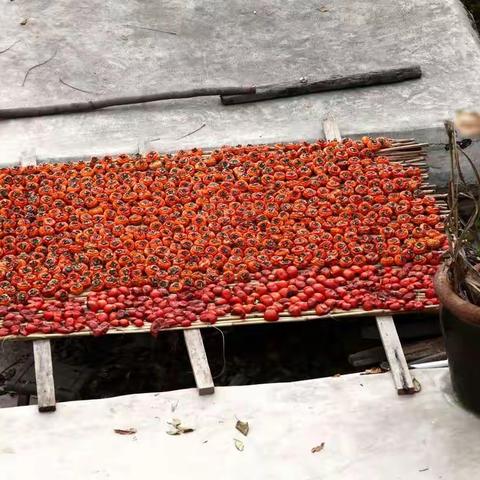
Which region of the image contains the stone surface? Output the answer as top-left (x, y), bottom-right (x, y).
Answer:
top-left (0, 368), bottom-right (478, 479)
top-left (0, 0), bottom-right (479, 177)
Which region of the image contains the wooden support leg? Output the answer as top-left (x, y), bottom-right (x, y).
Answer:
top-left (17, 394), bottom-right (31, 406)
top-left (183, 329), bottom-right (214, 395)
top-left (33, 340), bottom-right (56, 412)
top-left (376, 315), bottom-right (416, 395)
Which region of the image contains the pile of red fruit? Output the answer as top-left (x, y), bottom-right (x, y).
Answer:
top-left (0, 137), bottom-right (445, 337)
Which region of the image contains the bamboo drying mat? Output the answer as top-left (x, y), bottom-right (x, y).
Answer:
top-left (0, 137), bottom-right (444, 341)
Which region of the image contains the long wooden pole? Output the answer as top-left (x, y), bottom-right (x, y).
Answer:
top-left (221, 65), bottom-right (422, 105)
top-left (0, 86), bottom-right (256, 119)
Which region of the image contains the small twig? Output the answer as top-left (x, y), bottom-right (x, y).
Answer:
top-left (176, 123), bottom-right (206, 140)
top-left (59, 78), bottom-right (96, 95)
top-left (22, 49), bottom-right (58, 86)
top-left (0, 40), bottom-right (20, 55)
top-left (123, 24), bottom-right (177, 35)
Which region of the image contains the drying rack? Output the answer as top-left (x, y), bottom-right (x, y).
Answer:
top-left (0, 117), bottom-right (443, 412)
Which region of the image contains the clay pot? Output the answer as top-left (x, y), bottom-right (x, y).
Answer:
top-left (435, 264), bottom-right (480, 412)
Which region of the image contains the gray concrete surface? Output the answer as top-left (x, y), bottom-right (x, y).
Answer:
top-left (0, 368), bottom-right (478, 479)
top-left (0, 0), bottom-right (479, 174)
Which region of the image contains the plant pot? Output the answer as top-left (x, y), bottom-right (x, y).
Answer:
top-left (435, 264), bottom-right (480, 413)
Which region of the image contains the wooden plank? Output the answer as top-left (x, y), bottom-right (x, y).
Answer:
top-left (183, 329), bottom-right (214, 395)
top-left (0, 305), bottom-right (440, 342)
top-left (323, 113), bottom-right (342, 141)
top-left (376, 315), bottom-right (416, 395)
top-left (33, 340), bottom-right (56, 412)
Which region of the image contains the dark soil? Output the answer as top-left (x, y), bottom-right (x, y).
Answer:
top-left (45, 314), bottom-right (439, 400)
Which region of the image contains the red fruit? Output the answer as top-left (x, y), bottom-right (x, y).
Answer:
top-left (119, 319), bottom-right (130, 327)
top-left (274, 268), bottom-right (289, 280)
top-left (343, 269), bottom-right (355, 280)
top-left (92, 322), bottom-right (110, 336)
top-left (96, 312), bottom-right (109, 322)
top-left (286, 266), bottom-right (298, 278)
top-left (264, 308), bottom-right (279, 322)
top-left (108, 288), bottom-right (120, 297)
top-left (315, 304), bottom-right (331, 315)
top-left (97, 299), bottom-right (107, 310)
top-left (260, 295), bottom-right (274, 306)
top-left (231, 304), bottom-right (246, 318)
top-left (221, 290), bottom-right (232, 301)
top-left (133, 319), bottom-right (144, 328)
top-left (288, 305), bottom-right (302, 317)
top-left (424, 288), bottom-right (435, 299)
top-left (43, 311), bottom-right (55, 321)
top-left (200, 311), bottom-right (217, 324)
top-left (267, 282), bottom-right (279, 292)
top-left (104, 304), bottom-right (115, 313)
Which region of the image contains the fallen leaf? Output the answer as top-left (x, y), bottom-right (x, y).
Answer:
top-left (166, 418), bottom-right (194, 435)
top-left (311, 442), bottom-right (325, 453)
top-left (178, 426), bottom-right (194, 434)
top-left (20, 18), bottom-right (28, 25)
top-left (168, 418), bottom-right (182, 427)
top-left (114, 428), bottom-right (137, 435)
top-left (316, 6), bottom-right (329, 12)
top-left (234, 438), bottom-right (244, 451)
top-left (235, 420), bottom-right (249, 436)
top-left (413, 377), bottom-right (422, 393)
top-left (360, 367), bottom-right (383, 375)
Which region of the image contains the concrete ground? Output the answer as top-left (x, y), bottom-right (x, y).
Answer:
top-left (0, 0), bottom-right (479, 186)
top-left (0, 368), bottom-right (477, 479)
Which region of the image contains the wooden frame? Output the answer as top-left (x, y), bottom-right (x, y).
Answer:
top-left (0, 127), bottom-right (438, 408)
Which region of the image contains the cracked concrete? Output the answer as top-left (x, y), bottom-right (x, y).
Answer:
top-left (0, 0), bottom-right (478, 184)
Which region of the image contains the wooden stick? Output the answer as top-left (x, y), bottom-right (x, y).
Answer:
top-left (183, 329), bottom-right (214, 395)
top-left (0, 86), bottom-right (256, 119)
top-left (33, 340), bottom-right (56, 412)
top-left (376, 315), bottom-right (416, 394)
top-left (221, 65), bottom-right (422, 105)
top-left (379, 143), bottom-right (428, 153)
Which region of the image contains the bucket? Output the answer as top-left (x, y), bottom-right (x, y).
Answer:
top-left (435, 265), bottom-right (480, 413)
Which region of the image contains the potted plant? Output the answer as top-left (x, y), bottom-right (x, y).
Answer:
top-left (435, 119), bottom-right (480, 412)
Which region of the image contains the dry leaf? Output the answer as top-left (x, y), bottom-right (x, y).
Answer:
top-left (317, 6), bottom-right (329, 12)
top-left (235, 420), bottom-right (249, 437)
top-left (166, 418), bottom-right (194, 435)
top-left (360, 367), bottom-right (383, 375)
top-left (413, 377), bottom-right (422, 393)
top-left (311, 442), bottom-right (325, 453)
top-left (114, 428), bottom-right (137, 435)
top-left (20, 18), bottom-right (28, 25)
top-left (168, 418), bottom-right (182, 427)
top-left (234, 438), bottom-right (244, 451)
top-left (178, 426), bottom-right (194, 434)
